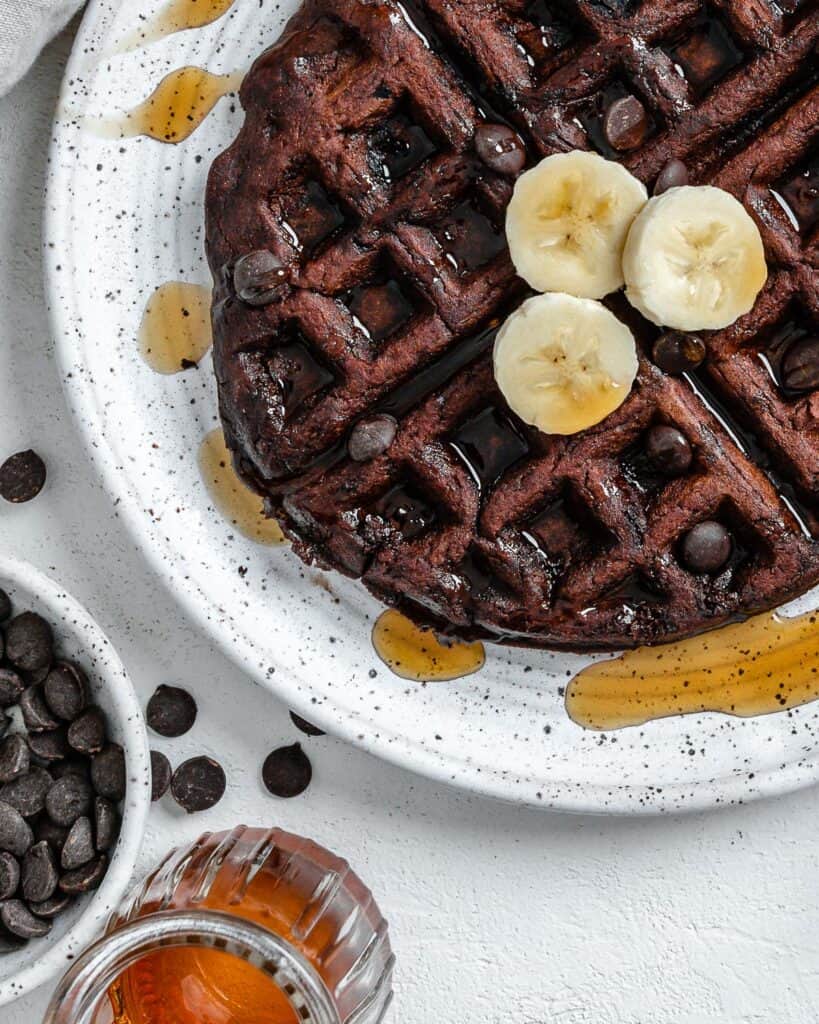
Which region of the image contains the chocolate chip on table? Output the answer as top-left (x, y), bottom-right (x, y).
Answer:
top-left (171, 757), bottom-right (226, 814)
top-left (28, 728), bottom-right (69, 764)
top-left (0, 451), bottom-right (46, 504)
top-left (781, 336), bottom-right (819, 392)
top-left (0, 590), bottom-right (11, 623)
top-left (44, 662), bottom-right (89, 722)
top-left (5, 612), bottom-right (53, 673)
top-left (603, 95), bottom-right (649, 151)
top-left (645, 425), bottom-right (693, 476)
top-left (0, 669), bottom-right (23, 708)
top-left (20, 686), bottom-right (60, 733)
top-left (289, 711), bottom-right (325, 738)
top-left (146, 685), bottom-right (197, 738)
top-left (67, 706), bottom-right (107, 756)
top-left (474, 123), bottom-right (526, 176)
top-left (59, 855), bottom-right (107, 895)
top-left (21, 842), bottom-right (58, 903)
top-left (681, 521), bottom-right (732, 574)
top-left (0, 899), bottom-right (51, 939)
top-left (46, 775), bottom-right (93, 828)
top-left (0, 853), bottom-right (19, 901)
top-left (27, 893), bottom-right (72, 919)
top-left (1, 768), bottom-right (51, 818)
top-left (233, 250), bottom-right (289, 307)
top-left (61, 817), bottom-right (95, 871)
top-left (348, 415), bottom-right (398, 463)
top-left (150, 750), bottom-right (172, 802)
top-left (262, 743), bottom-right (312, 799)
top-left (654, 157), bottom-right (689, 195)
top-left (90, 744), bottom-right (126, 802)
top-left (0, 802), bottom-right (33, 857)
top-left (652, 331), bottom-right (706, 375)
top-left (93, 797), bottom-right (119, 853)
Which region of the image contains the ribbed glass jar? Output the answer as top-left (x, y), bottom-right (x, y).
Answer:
top-left (42, 826), bottom-right (394, 1024)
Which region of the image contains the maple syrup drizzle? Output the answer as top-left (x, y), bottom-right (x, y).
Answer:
top-left (114, 0), bottom-right (238, 53)
top-left (85, 67), bottom-right (243, 144)
top-left (139, 281), bottom-right (212, 374)
top-left (566, 609), bottom-right (819, 731)
top-left (198, 429), bottom-right (285, 545)
top-left (372, 609), bottom-right (485, 682)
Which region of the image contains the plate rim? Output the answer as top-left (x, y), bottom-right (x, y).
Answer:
top-left (43, 0), bottom-right (819, 816)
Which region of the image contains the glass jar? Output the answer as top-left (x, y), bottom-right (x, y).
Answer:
top-left (42, 826), bottom-right (394, 1024)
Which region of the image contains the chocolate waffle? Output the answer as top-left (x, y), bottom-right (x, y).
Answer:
top-left (206, 0), bottom-right (819, 650)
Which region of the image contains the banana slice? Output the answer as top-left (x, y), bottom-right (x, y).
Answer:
top-left (506, 151), bottom-right (648, 299)
top-left (623, 185), bottom-right (767, 330)
top-left (493, 293), bottom-right (638, 436)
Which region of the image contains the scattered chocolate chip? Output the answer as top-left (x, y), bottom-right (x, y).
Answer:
top-left (20, 686), bottom-right (60, 733)
top-left (90, 744), bottom-right (126, 802)
top-left (59, 855), bottom-right (107, 895)
top-left (0, 802), bottom-right (33, 857)
top-left (61, 817), bottom-right (95, 871)
top-left (234, 250), bottom-right (289, 306)
top-left (0, 590), bottom-right (11, 622)
top-left (603, 95), bottom-right (649, 151)
top-left (645, 425), bottom-right (693, 476)
top-left (27, 892), bottom-right (72, 919)
top-left (28, 728), bottom-right (69, 764)
top-left (654, 157), bottom-right (689, 194)
top-left (781, 336), bottom-right (819, 393)
top-left (1, 768), bottom-right (51, 818)
top-left (150, 750), bottom-right (172, 802)
top-left (67, 706), bottom-right (107, 756)
top-left (681, 521), bottom-right (732, 574)
top-left (289, 711), bottom-right (325, 737)
top-left (1, 899), bottom-right (51, 939)
top-left (348, 415), bottom-right (398, 463)
top-left (146, 685), bottom-right (197, 738)
top-left (35, 817), bottom-right (68, 852)
top-left (93, 797), bottom-right (118, 853)
top-left (46, 775), bottom-right (93, 828)
top-left (0, 669), bottom-right (23, 708)
top-left (0, 451), bottom-right (46, 504)
top-left (652, 331), bottom-right (706, 375)
top-left (262, 743), bottom-right (312, 799)
top-left (21, 842), bottom-right (58, 903)
top-left (0, 853), bottom-right (19, 900)
top-left (474, 123), bottom-right (526, 176)
top-left (171, 757), bottom-right (226, 814)
top-left (44, 662), bottom-right (89, 722)
top-left (5, 613), bottom-right (53, 673)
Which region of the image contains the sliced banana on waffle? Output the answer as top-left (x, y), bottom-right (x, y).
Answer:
top-left (506, 150), bottom-right (648, 299)
top-left (494, 293), bottom-right (638, 436)
top-left (623, 185), bottom-right (767, 330)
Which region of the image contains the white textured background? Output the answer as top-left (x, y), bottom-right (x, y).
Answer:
top-left (2, 23), bottom-right (819, 1024)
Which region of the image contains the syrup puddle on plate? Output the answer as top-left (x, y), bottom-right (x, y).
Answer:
top-left (85, 67), bottom-right (243, 144)
top-left (372, 609), bottom-right (485, 682)
top-left (112, 0), bottom-right (238, 53)
top-left (140, 282), bottom-right (212, 373)
top-left (566, 609), bottom-right (819, 731)
top-left (198, 429), bottom-right (286, 545)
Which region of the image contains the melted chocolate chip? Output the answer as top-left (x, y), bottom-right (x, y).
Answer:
top-left (234, 250), bottom-right (289, 307)
top-left (654, 158), bottom-right (689, 195)
top-left (603, 95), bottom-right (649, 151)
top-left (652, 332), bottom-right (706, 375)
top-left (681, 521), bottom-right (732, 573)
top-left (646, 425), bottom-right (693, 476)
top-left (348, 415), bottom-right (398, 462)
top-left (781, 336), bottom-right (819, 392)
top-left (474, 124), bottom-right (526, 176)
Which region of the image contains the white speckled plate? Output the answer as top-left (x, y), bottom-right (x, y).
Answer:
top-left (45, 0), bottom-right (819, 814)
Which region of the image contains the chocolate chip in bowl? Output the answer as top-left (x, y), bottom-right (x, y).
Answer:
top-left (0, 557), bottom-right (149, 1008)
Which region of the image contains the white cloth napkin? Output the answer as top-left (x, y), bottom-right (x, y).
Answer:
top-left (0, 0), bottom-right (83, 95)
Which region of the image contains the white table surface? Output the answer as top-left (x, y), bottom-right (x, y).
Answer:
top-left (3, 22), bottom-right (819, 1024)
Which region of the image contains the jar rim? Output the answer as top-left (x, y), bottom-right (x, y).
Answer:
top-left (40, 908), bottom-right (341, 1024)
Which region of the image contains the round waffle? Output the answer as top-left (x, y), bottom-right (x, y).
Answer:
top-left (206, 0), bottom-right (819, 650)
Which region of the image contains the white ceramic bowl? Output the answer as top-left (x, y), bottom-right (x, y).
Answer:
top-left (0, 555), bottom-right (150, 1007)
